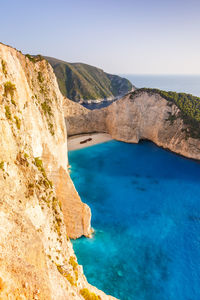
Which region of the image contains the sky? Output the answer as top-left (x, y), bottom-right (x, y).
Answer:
top-left (1, 0), bottom-right (200, 74)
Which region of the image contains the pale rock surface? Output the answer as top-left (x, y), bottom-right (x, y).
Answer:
top-left (63, 98), bottom-right (107, 136)
top-left (64, 92), bottom-right (200, 160)
top-left (0, 43), bottom-right (116, 300)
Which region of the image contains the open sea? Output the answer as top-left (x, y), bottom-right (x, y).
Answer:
top-left (123, 74), bottom-right (200, 97)
top-left (69, 140), bottom-right (200, 300)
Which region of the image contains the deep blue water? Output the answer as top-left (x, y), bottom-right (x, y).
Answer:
top-left (69, 140), bottom-right (200, 300)
top-left (122, 74), bottom-right (200, 97)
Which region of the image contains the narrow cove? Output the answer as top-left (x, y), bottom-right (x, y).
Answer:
top-left (69, 140), bottom-right (200, 300)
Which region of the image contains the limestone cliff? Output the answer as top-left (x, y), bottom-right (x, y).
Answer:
top-left (64, 91), bottom-right (200, 160)
top-left (0, 43), bottom-right (115, 299)
top-left (63, 98), bottom-right (107, 135)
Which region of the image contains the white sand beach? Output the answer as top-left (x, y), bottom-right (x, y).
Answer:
top-left (68, 133), bottom-right (113, 151)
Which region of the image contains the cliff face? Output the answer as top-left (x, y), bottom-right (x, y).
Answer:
top-left (45, 56), bottom-right (134, 102)
top-left (0, 44), bottom-right (92, 240)
top-left (63, 98), bottom-right (108, 135)
top-left (65, 92), bottom-right (200, 160)
top-left (0, 43), bottom-right (115, 300)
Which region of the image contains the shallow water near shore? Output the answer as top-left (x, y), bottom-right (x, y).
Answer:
top-left (69, 140), bottom-right (200, 300)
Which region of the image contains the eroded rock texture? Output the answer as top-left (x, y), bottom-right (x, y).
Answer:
top-left (0, 43), bottom-right (115, 300)
top-left (65, 92), bottom-right (200, 160)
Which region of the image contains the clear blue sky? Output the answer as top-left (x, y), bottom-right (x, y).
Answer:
top-left (1, 0), bottom-right (200, 74)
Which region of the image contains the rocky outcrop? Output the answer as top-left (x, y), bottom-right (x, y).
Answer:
top-left (0, 43), bottom-right (115, 299)
top-left (63, 98), bottom-right (107, 135)
top-left (64, 92), bottom-right (200, 160)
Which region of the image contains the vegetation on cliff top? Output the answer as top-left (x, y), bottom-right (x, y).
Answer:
top-left (25, 54), bottom-right (44, 63)
top-left (45, 56), bottom-right (133, 102)
top-left (131, 88), bottom-right (200, 139)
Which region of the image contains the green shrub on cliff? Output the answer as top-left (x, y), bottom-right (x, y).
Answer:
top-left (25, 54), bottom-right (44, 63)
top-left (57, 265), bottom-right (77, 286)
top-left (34, 157), bottom-right (53, 187)
top-left (5, 105), bottom-right (12, 120)
top-left (37, 71), bottom-right (44, 83)
top-left (34, 157), bottom-right (46, 177)
top-left (4, 81), bottom-right (16, 99)
top-left (47, 121), bottom-right (55, 136)
top-left (0, 162), bottom-right (4, 171)
top-left (41, 100), bottom-right (52, 116)
top-left (69, 256), bottom-right (78, 270)
top-left (40, 100), bottom-right (54, 136)
top-left (14, 116), bottom-right (21, 129)
top-left (1, 59), bottom-right (7, 76)
top-left (80, 288), bottom-right (100, 300)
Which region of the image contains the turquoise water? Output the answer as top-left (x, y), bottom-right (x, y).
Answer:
top-left (123, 74), bottom-right (200, 97)
top-left (69, 140), bottom-right (200, 300)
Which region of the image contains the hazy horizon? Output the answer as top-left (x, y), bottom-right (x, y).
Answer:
top-left (120, 73), bottom-right (200, 76)
top-left (1, 0), bottom-right (200, 75)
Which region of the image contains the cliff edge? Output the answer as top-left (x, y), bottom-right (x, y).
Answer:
top-left (0, 43), bottom-right (115, 299)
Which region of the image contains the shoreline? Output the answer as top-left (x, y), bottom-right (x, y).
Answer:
top-left (67, 133), bottom-right (113, 151)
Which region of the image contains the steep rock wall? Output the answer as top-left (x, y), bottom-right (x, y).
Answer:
top-left (0, 43), bottom-right (92, 240)
top-left (63, 97), bottom-right (107, 135)
top-left (0, 43), bottom-right (115, 300)
top-left (65, 92), bottom-right (200, 160)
